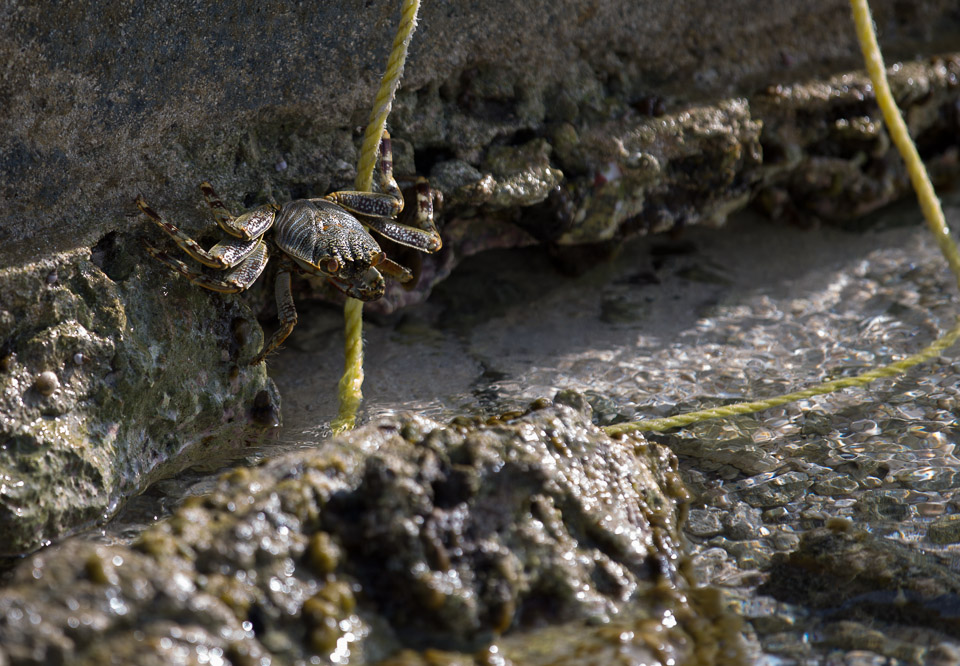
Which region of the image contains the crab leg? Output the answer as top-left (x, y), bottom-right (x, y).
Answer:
top-left (359, 208), bottom-right (442, 253)
top-left (376, 131), bottom-right (403, 203)
top-left (198, 182), bottom-right (279, 241)
top-left (142, 239), bottom-right (269, 293)
top-left (373, 255), bottom-right (413, 283)
top-left (322, 188), bottom-right (441, 253)
top-left (323, 189), bottom-right (398, 214)
top-left (199, 181), bottom-right (236, 228)
top-left (407, 176), bottom-right (442, 233)
top-left (136, 196), bottom-right (269, 269)
top-left (321, 131), bottom-right (442, 253)
top-left (251, 268), bottom-right (298, 365)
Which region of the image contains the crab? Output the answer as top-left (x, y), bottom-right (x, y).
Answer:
top-left (135, 131), bottom-right (442, 365)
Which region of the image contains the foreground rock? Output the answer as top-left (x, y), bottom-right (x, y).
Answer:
top-left (0, 395), bottom-right (748, 665)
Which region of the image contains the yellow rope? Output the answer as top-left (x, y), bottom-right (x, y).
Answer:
top-left (332, 0), bottom-right (421, 434)
top-left (355, 0), bottom-right (422, 193)
top-left (849, 0), bottom-right (960, 287)
top-left (331, 297), bottom-right (365, 433)
top-left (603, 0), bottom-right (958, 437)
top-left (604, 318), bottom-right (960, 436)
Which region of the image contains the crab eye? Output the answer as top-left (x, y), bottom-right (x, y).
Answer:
top-left (372, 252), bottom-right (386, 267)
top-left (322, 258), bottom-right (340, 274)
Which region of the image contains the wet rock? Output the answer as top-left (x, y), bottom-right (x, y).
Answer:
top-left (1, 2), bottom-right (960, 565)
top-left (430, 160), bottom-right (486, 198)
top-left (7, 0), bottom-right (958, 267)
top-left (734, 471), bottom-right (813, 508)
top-left (3, 2), bottom-right (960, 308)
top-left (718, 538), bottom-right (773, 571)
top-left (855, 489), bottom-right (911, 523)
top-left (754, 57), bottom-right (960, 226)
top-left (859, 476), bottom-right (884, 489)
top-left (453, 139), bottom-right (564, 210)
top-left (0, 396), bottom-right (747, 663)
top-left (0, 540), bottom-right (265, 666)
top-left (812, 472), bottom-right (860, 497)
top-left (555, 99), bottom-right (763, 246)
top-left (686, 508), bottom-right (724, 538)
top-left (721, 503), bottom-right (764, 541)
top-left (768, 528), bottom-right (800, 553)
top-left (917, 501), bottom-right (948, 518)
top-left (583, 389), bottom-right (637, 426)
top-left (668, 418), bottom-right (783, 476)
top-left (816, 620), bottom-right (928, 664)
top-left (0, 251), bottom-right (278, 555)
top-left (380, 586), bottom-right (747, 665)
top-left (250, 389), bottom-right (281, 429)
top-left (761, 526), bottom-right (960, 649)
top-left (3, 5), bottom-right (960, 661)
top-left (928, 515), bottom-right (960, 545)
top-left (829, 452), bottom-right (890, 481)
top-left (895, 465), bottom-right (959, 492)
top-left (762, 506), bottom-right (790, 523)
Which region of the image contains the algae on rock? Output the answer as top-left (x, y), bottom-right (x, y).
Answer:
top-left (0, 247), bottom-right (279, 556)
top-left (0, 394), bottom-right (748, 664)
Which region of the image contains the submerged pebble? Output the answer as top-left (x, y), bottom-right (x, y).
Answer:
top-left (927, 515), bottom-right (960, 545)
top-left (250, 389), bottom-right (280, 428)
top-left (686, 508), bottom-right (723, 538)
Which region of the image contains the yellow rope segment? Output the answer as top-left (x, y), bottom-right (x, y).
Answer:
top-left (356, 0), bottom-right (422, 193)
top-left (332, 0), bottom-right (421, 434)
top-left (603, 0), bottom-right (958, 437)
top-left (849, 0), bottom-right (960, 287)
top-left (604, 318), bottom-right (960, 436)
top-left (331, 297), bottom-right (366, 434)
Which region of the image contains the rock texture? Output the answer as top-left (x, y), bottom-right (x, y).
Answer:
top-left (2, 0), bottom-right (959, 263)
top-left (0, 396), bottom-right (747, 664)
top-left (0, 247), bottom-right (279, 555)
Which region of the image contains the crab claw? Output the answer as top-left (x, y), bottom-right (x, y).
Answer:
top-left (327, 267), bottom-right (386, 301)
top-left (372, 252), bottom-right (414, 283)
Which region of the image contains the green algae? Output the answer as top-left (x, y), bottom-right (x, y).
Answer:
top-left (0, 248), bottom-right (279, 555)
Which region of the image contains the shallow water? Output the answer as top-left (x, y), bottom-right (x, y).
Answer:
top-left (105, 194), bottom-right (960, 662)
top-left (272, 197), bottom-right (958, 441)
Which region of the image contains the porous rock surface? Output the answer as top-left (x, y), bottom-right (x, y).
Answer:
top-left (0, 247), bottom-right (279, 556)
top-left (0, 395), bottom-right (746, 664)
top-left (3, 0), bottom-right (960, 262)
